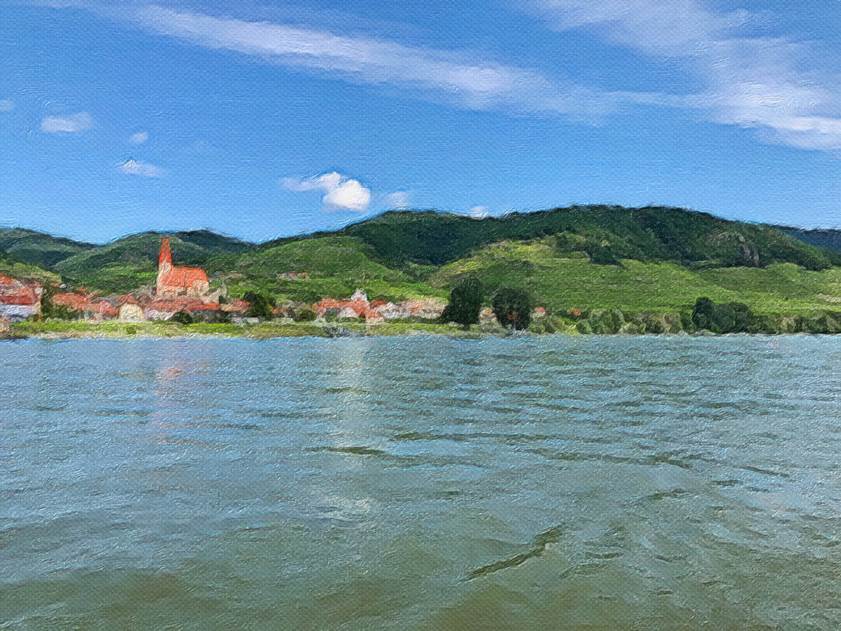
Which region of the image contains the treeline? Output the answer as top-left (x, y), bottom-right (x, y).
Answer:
top-left (567, 298), bottom-right (841, 335)
top-left (440, 278), bottom-right (841, 335)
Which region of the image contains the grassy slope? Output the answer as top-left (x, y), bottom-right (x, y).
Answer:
top-left (212, 236), bottom-right (443, 303)
top-left (430, 239), bottom-right (841, 315)
top-left (0, 255), bottom-right (61, 285)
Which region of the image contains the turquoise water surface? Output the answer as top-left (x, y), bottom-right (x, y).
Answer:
top-left (2, 336), bottom-right (841, 629)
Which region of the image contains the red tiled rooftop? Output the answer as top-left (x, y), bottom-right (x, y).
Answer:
top-left (0, 287), bottom-right (39, 306)
top-left (159, 266), bottom-right (209, 288)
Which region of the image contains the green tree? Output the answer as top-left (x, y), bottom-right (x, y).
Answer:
top-left (243, 291), bottom-right (276, 319)
top-left (40, 284), bottom-right (76, 320)
top-left (441, 276), bottom-right (484, 329)
top-left (492, 287), bottom-right (533, 331)
top-left (691, 297), bottom-right (715, 331)
top-left (692, 297), bottom-right (753, 333)
top-left (171, 310), bottom-right (194, 325)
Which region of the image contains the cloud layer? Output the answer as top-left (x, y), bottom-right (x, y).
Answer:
top-left (127, 4), bottom-right (640, 121)
top-left (41, 111), bottom-right (93, 133)
top-left (527, 0), bottom-right (841, 151)
top-left (21, 1), bottom-right (841, 153)
top-left (282, 172), bottom-right (372, 212)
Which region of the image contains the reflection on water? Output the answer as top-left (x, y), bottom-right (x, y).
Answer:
top-left (2, 336), bottom-right (841, 629)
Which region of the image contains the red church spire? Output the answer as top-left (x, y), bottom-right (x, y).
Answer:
top-left (159, 237), bottom-right (172, 269)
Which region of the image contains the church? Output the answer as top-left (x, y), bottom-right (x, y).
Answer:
top-left (156, 237), bottom-right (211, 299)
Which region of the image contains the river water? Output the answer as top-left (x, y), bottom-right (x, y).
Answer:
top-left (1, 336), bottom-right (841, 629)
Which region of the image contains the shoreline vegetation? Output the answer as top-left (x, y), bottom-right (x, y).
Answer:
top-left (7, 301), bottom-right (841, 340)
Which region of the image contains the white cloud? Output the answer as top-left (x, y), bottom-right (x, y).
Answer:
top-left (282, 172), bottom-right (371, 212)
top-left (0, 99), bottom-right (14, 112)
top-left (118, 158), bottom-right (164, 178)
top-left (384, 191), bottom-right (411, 209)
top-left (40, 111), bottom-right (93, 134)
top-left (526, 0), bottom-right (841, 151)
top-left (468, 205), bottom-right (490, 218)
top-left (125, 4), bottom-right (649, 121)
top-left (129, 130), bottom-right (149, 144)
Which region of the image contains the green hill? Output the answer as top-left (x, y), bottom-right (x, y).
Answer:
top-left (55, 231), bottom-right (251, 293)
top-left (0, 228), bottom-right (94, 268)
top-left (4, 206), bottom-right (841, 319)
top-left (0, 253), bottom-right (60, 285)
top-left (212, 206), bottom-right (841, 313)
top-left (429, 238), bottom-right (841, 315)
top-left (210, 236), bottom-right (441, 303)
top-left (334, 206), bottom-right (839, 270)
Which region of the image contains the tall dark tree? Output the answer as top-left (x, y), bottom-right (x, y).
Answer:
top-left (441, 276), bottom-right (484, 329)
top-left (691, 297), bottom-right (715, 331)
top-left (692, 297), bottom-right (753, 333)
top-left (170, 310), bottom-right (194, 325)
top-left (492, 287), bottom-right (534, 331)
top-left (243, 291), bottom-right (276, 319)
top-left (40, 284), bottom-right (76, 320)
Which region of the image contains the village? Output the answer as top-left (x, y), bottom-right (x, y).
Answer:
top-left (0, 237), bottom-right (453, 332)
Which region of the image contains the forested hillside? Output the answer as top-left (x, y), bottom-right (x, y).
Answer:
top-left (3, 206), bottom-right (841, 316)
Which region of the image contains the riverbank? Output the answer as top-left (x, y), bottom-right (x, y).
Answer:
top-left (5, 319), bottom-right (483, 340)
top-left (5, 318), bottom-right (841, 340)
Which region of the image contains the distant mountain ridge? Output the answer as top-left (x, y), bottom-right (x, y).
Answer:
top-left (2, 207), bottom-right (841, 312)
top-left (778, 227), bottom-right (841, 255)
top-left (0, 228), bottom-right (95, 269)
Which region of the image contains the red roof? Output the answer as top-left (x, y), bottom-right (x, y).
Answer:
top-left (313, 298), bottom-right (368, 316)
top-left (188, 303), bottom-right (220, 312)
top-left (53, 292), bottom-right (116, 316)
top-left (146, 298), bottom-right (220, 313)
top-left (0, 288), bottom-right (39, 306)
top-left (0, 275), bottom-right (41, 306)
top-left (159, 266), bottom-right (209, 288)
top-left (221, 299), bottom-right (250, 314)
top-left (91, 301), bottom-right (118, 318)
top-left (53, 292), bottom-right (90, 311)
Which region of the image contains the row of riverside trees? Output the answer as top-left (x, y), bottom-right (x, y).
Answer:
top-left (440, 280), bottom-right (841, 334)
top-left (440, 277), bottom-right (533, 330)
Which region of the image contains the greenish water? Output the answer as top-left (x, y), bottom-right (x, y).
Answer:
top-left (1, 336), bottom-right (840, 629)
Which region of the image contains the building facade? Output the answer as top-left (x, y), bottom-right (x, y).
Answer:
top-left (0, 274), bottom-right (42, 321)
top-left (156, 237), bottom-right (211, 299)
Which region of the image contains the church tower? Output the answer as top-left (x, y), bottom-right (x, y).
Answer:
top-left (157, 237), bottom-right (172, 294)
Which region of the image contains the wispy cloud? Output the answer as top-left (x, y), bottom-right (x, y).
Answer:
top-left (119, 158), bottom-right (164, 177)
top-left (526, 0), bottom-right (841, 151)
top-left (0, 99), bottom-right (14, 112)
top-left (129, 130), bottom-right (149, 144)
top-left (40, 111), bottom-right (93, 133)
top-left (468, 205), bottom-right (490, 218)
top-left (383, 191), bottom-right (411, 210)
top-left (282, 172), bottom-right (371, 212)
top-left (123, 4), bottom-right (652, 121)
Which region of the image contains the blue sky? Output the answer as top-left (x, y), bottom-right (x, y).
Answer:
top-left (2, 0), bottom-right (841, 243)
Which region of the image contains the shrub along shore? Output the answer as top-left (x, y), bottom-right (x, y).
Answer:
top-left (6, 297), bottom-right (841, 340)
